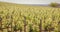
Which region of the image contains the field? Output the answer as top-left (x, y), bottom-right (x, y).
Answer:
top-left (0, 2), bottom-right (60, 32)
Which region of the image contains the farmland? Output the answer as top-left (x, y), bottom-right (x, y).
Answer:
top-left (0, 2), bottom-right (60, 32)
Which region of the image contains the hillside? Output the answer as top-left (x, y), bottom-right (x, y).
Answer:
top-left (0, 2), bottom-right (60, 32)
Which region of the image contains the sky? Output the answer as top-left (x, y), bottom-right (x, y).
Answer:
top-left (0, 0), bottom-right (60, 4)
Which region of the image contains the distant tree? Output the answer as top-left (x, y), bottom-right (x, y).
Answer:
top-left (49, 2), bottom-right (58, 7)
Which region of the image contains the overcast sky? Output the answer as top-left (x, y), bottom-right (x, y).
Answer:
top-left (0, 0), bottom-right (60, 4)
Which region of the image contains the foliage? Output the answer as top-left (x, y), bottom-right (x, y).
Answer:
top-left (0, 2), bottom-right (60, 32)
top-left (49, 2), bottom-right (58, 7)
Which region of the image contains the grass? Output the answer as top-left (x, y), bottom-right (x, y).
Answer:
top-left (0, 2), bottom-right (60, 32)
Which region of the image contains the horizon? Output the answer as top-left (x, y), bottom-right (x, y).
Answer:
top-left (0, 0), bottom-right (60, 4)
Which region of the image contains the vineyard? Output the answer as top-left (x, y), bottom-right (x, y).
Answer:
top-left (0, 2), bottom-right (60, 32)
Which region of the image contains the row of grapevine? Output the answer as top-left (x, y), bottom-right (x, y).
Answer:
top-left (0, 2), bottom-right (60, 32)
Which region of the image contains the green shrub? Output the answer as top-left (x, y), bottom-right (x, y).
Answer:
top-left (50, 2), bottom-right (58, 7)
